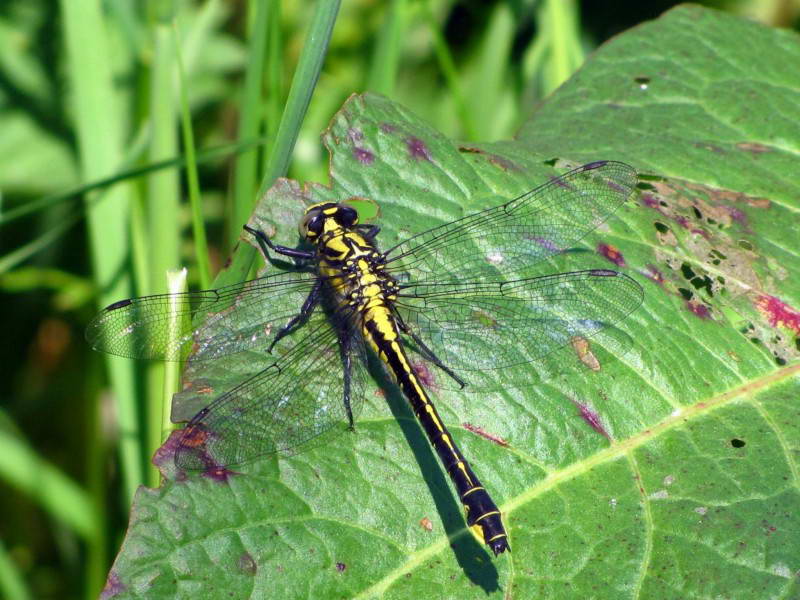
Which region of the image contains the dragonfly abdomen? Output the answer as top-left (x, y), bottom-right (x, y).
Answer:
top-left (361, 310), bottom-right (510, 555)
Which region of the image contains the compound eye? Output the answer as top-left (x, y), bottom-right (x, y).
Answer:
top-left (300, 211), bottom-right (323, 238)
top-left (339, 206), bottom-right (358, 227)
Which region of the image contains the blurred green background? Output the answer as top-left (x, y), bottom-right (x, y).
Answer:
top-left (0, 1), bottom-right (797, 598)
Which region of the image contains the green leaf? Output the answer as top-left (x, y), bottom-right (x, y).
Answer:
top-left (105, 7), bottom-right (799, 599)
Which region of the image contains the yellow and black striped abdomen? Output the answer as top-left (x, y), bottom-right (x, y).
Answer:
top-left (361, 303), bottom-right (509, 555)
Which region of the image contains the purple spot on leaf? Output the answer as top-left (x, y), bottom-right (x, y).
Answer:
top-left (643, 264), bottom-right (665, 286)
top-left (725, 205), bottom-right (748, 226)
top-left (572, 399), bottom-right (610, 439)
top-left (686, 300), bottom-right (712, 320)
top-left (641, 194), bottom-right (661, 210)
top-left (101, 571), bottom-right (126, 599)
top-left (406, 136), bottom-right (431, 161)
top-left (757, 294), bottom-right (800, 333)
top-left (352, 146), bottom-right (375, 165)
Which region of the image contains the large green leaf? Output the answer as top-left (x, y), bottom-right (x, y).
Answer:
top-left (103, 6), bottom-right (799, 599)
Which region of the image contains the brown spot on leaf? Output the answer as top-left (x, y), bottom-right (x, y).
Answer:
top-left (571, 337), bottom-right (601, 371)
top-left (411, 361), bottom-right (437, 388)
top-left (736, 142), bottom-right (771, 154)
top-left (462, 422), bottom-right (509, 447)
top-left (597, 243), bottom-right (626, 267)
top-left (238, 552), bottom-right (257, 575)
top-left (643, 264), bottom-right (666, 286)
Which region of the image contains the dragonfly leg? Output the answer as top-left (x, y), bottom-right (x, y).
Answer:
top-left (338, 329), bottom-right (356, 430)
top-left (244, 224), bottom-right (314, 262)
top-left (356, 224), bottom-right (380, 240)
top-left (268, 279), bottom-right (323, 353)
top-left (394, 310), bottom-right (467, 389)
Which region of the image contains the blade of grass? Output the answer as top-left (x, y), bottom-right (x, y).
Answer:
top-left (229, 0), bottom-right (271, 246)
top-left (161, 268), bottom-right (188, 443)
top-left (146, 12), bottom-right (182, 486)
top-left (61, 3), bottom-right (139, 594)
top-left (217, 0), bottom-right (342, 290)
top-left (257, 0), bottom-right (342, 199)
top-left (0, 427), bottom-right (97, 540)
top-left (0, 538), bottom-right (31, 600)
top-left (367, 0), bottom-right (407, 96)
top-left (173, 20), bottom-right (211, 289)
top-left (469, 2), bottom-right (514, 140)
top-left (538, 0), bottom-right (583, 96)
top-left (0, 214), bottom-right (82, 274)
top-left (422, 2), bottom-right (477, 140)
top-left (0, 135), bottom-right (267, 228)
top-left (60, 0), bottom-right (142, 513)
top-left (147, 18), bottom-right (181, 296)
top-left (264, 0), bottom-right (284, 157)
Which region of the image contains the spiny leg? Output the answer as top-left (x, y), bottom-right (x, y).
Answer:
top-left (268, 278), bottom-right (323, 353)
top-left (393, 309), bottom-right (467, 389)
top-left (356, 224), bottom-right (380, 241)
top-left (244, 224), bottom-right (314, 263)
top-left (337, 328), bottom-right (356, 429)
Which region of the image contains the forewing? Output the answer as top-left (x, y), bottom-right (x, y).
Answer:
top-left (395, 270), bottom-right (643, 388)
top-left (85, 271), bottom-right (318, 361)
top-left (383, 161), bottom-right (637, 282)
top-left (174, 305), bottom-right (369, 469)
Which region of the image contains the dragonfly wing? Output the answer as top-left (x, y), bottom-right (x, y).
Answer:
top-left (174, 304), bottom-right (369, 469)
top-left (85, 271), bottom-right (318, 361)
top-left (394, 270), bottom-right (643, 388)
top-left (383, 161), bottom-right (638, 282)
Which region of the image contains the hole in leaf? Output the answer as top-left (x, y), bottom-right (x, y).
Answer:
top-left (730, 438), bottom-right (745, 448)
top-left (654, 221), bottom-right (670, 233)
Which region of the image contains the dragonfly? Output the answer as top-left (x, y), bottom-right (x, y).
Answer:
top-left (86, 160), bottom-right (643, 556)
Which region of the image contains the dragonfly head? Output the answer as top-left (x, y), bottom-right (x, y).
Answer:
top-left (300, 202), bottom-right (359, 243)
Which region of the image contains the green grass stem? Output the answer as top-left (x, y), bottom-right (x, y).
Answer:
top-left (59, 0), bottom-right (143, 515)
top-left (0, 538), bottom-right (30, 600)
top-left (173, 20), bottom-right (211, 289)
top-left (229, 0), bottom-right (271, 247)
top-left (367, 0), bottom-right (407, 96)
top-left (219, 0), bottom-right (342, 290)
